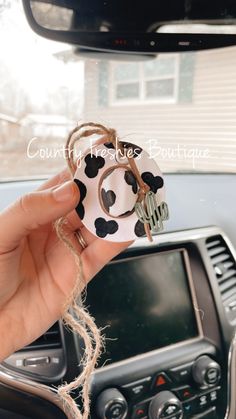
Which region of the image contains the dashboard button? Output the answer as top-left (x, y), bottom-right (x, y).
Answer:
top-left (96, 389), bottom-right (128, 419)
top-left (195, 392), bottom-right (217, 412)
top-left (174, 386), bottom-right (195, 401)
top-left (207, 387), bottom-right (220, 404)
top-left (149, 391), bottom-right (183, 419)
top-left (107, 403), bottom-right (126, 419)
top-left (192, 356), bottom-right (221, 388)
top-left (205, 367), bottom-right (220, 386)
top-left (24, 356), bottom-right (50, 366)
top-left (195, 387), bottom-right (220, 412)
top-left (196, 386), bottom-right (220, 409)
top-left (152, 372), bottom-right (172, 390)
top-left (106, 403), bottom-right (124, 419)
top-left (169, 362), bottom-right (193, 384)
top-left (197, 394), bottom-right (209, 409)
top-left (132, 401), bottom-right (149, 418)
top-left (182, 398), bottom-right (197, 416)
top-left (122, 376), bottom-right (151, 399)
top-left (160, 403), bottom-right (180, 417)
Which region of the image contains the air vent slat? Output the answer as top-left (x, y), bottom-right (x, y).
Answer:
top-left (208, 246), bottom-right (227, 258)
top-left (17, 322), bottom-right (62, 352)
top-left (220, 277), bottom-right (236, 294)
top-left (224, 297), bottom-right (236, 309)
top-left (206, 239), bottom-right (222, 249)
top-left (211, 253), bottom-right (231, 265)
top-left (223, 261), bottom-right (235, 270)
top-left (221, 289), bottom-right (236, 303)
top-left (206, 235), bottom-right (236, 323)
top-left (218, 269), bottom-right (236, 284)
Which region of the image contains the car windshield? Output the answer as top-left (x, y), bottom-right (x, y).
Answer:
top-left (1, 0), bottom-right (236, 180)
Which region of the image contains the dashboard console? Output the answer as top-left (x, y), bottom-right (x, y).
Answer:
top-left (1, 226), bottom-right (236, 419)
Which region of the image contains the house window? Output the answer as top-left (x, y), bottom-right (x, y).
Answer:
top-left (111, 55), bottom-right (179, 104)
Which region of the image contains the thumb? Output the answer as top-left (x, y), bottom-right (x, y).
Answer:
top-left (0, 181), bottom-right (80, 253)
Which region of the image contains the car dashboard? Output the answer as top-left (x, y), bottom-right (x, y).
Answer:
top-left (0, 225), bottom-right (236, 419)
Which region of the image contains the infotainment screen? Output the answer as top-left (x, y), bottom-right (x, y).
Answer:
top-left (86, 250), bottom-right (199, 366)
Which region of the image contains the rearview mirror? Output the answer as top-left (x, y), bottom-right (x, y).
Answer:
top-left (22, 0), bottom-right (236, 53)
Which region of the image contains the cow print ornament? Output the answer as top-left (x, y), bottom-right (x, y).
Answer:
top-left (134, 219), bottom-right (146, 237)
top-left (95, 217), bottom-right (119, 238)
top-left (84, 154), bottom-right (105, 178)
top-left (100, 167), bottom-right (138, 217)
top-left (74, 179), bottom-right (87, 220)
top-left (141, 172), bottom-right (164, 194)
top-left (101, 189), bottom-right (116, 213)
top-left (124, 170), bottom-right (138, 194)
top-left (74, 141), bottom-right (167, 242)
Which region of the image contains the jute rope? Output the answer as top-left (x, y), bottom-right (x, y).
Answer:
top-left (54, 123), bottom-right (123, 419)
top-left (54, 122), bottom-right (152, 418)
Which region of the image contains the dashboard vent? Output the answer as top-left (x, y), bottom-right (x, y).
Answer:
top-left (18, 322), bottom-right (62, 352)
top-left (206, 235), bottom-right (236, 321)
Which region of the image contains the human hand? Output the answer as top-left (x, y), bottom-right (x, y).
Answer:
top-left (0, 171), bottom-right (131, 361)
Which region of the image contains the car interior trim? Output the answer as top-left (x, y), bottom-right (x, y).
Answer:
top-left (0, 366), bottom-right (66, 417)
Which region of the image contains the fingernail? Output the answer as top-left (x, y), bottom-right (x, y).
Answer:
top-left (53, 181), bottom-right (76, 202)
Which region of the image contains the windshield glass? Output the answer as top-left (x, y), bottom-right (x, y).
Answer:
top-left (1, 0), bottom-right (236, 180)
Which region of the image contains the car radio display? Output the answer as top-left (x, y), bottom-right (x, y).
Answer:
top-left (86, 250), bottom-right (199, 366)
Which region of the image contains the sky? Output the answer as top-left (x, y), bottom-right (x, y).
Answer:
top-left (0, 0), bottom-right (84, 109)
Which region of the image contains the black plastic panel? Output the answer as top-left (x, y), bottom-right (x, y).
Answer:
top-left (0, 409), bottom-right (29, 419)
top-left (0, 384), bottom-right (66, 419)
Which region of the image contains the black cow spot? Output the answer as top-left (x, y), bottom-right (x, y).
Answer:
top-left (74, 179), bottom-right (87, 220)
top-left (104, 141), bottom-right (142, 158)
top-left (141, 172), bottom-right (164, 194)
top-left (84, 154), bottom-right (105, 178)
top-left (124, 170), bottom-right (138, 194)
top-left (134, 220), bottom-right (146, 237)
top-left (104, 142), bottom-right (115, 149)
top-left (122, 142), bottom-right (142, 158)
top-left (101, 188), bottom-right (116, 213)
top-left (95, 217), bottom-right (119, 238)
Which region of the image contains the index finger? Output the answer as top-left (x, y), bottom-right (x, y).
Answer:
top-left (37, 169), bottom-right (72, 192)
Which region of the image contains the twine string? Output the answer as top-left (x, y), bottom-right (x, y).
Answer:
top-left (55, 123), bottom-right (151, 418)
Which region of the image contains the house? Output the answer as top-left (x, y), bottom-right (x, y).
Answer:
top-left (0, 113), bottom-right (20, 148)
top-left (19, 114), bottom-right (76, 142)
top-left (83, 48), bottom-right (236, 172)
